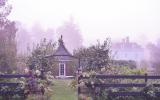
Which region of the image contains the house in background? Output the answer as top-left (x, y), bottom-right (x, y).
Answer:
top-left (112, 37), bottom-right (144, 61)
top-left (111, 37), bottom-right (145, 68)
top-left (47, 35), bottom-right (76, 78)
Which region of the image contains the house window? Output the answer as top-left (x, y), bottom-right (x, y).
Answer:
top-left (59, 63), bottom-right (65, 76)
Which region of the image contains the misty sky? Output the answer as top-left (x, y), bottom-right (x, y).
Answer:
top-left (9, 0), bottom-right (160, 46)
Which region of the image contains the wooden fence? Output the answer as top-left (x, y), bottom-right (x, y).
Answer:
top-left (78, 74), bottom-right (160, 99)
top-left (0, 74), bottom-right (31, 99)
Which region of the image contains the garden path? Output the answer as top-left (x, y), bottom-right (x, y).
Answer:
top-left (51, 79), bottom-right (77, 100)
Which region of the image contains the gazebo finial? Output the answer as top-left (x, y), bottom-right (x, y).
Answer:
top-left (59, 35), bottom-right (64, 45)
top-left (61, 35), bottom-right (63, 40)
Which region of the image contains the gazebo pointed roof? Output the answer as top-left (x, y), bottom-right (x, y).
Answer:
top-left (45, 35), bottom-right (76, 61)
top-left (54, 35), bottom-right (72, 56)
top-left (47, 35), bottom-right (74, 61)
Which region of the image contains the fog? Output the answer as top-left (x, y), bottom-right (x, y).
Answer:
top-left (7, 0), bottom-right (160, 55)
top-left (9, 0), bottom-right (160, 46)
top-left (16, 18), bottom-right (83, 54)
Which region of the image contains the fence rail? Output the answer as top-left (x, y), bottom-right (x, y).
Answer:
top-left (79, 74), bottom-right (160, 80)
top-left (109, 92), bottom-right (160, 96)
top-left (0, 82), bottom-right (21, 86)
top-left (86, 83), bottom-right (160, 87)
top-left (0, 74), bottom-right (31, 78)
top-left (0, 91), bottom-right (24, 95)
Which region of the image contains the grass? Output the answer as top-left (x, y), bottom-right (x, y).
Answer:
top-left (50, 79), bottom-right (77, 100)
top-left (26, 79), bottom-right (77, 100)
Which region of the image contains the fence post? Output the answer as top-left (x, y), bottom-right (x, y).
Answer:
top-left (77, 57), bottom-right (81, 100)
top-left (145, 73), bottom-right (148, 100)
top-left (145, 73), bottom-right (148, 83)
top-left (77, 70), bottom-right (79, 100)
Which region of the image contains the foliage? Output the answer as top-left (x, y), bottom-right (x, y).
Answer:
top-left (27, 38), bottom-right (56, 72)
top-left (0, 76), bottom-right (28, 100)
top-left (74, 38), bottom-right (111, 72)
top-left (111, 60), bottom-right (137, 69)
top-left (0, 0), bottom-right (17, 73)
top-left (104, 66), bottom-right (147, 75)
top-left (25, 39), bottom-right (56, 99)
top-left (26, 71), bottom-right (54, 100)
top-left (70, 79), bottom-right (77, 89)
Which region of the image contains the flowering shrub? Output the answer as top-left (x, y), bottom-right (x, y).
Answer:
top-left (0, 70), bottom-right (55, 99)
top-left (25, 70), bottom-right (55, 100)
top-left (0, 77), bottom-right (27, 100)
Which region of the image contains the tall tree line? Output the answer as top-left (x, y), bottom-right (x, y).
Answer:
top-left (0, 0), bottom-right (17, 73)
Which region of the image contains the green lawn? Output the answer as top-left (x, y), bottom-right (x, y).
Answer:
top-left (51, 79), bottom-right (77, 100)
